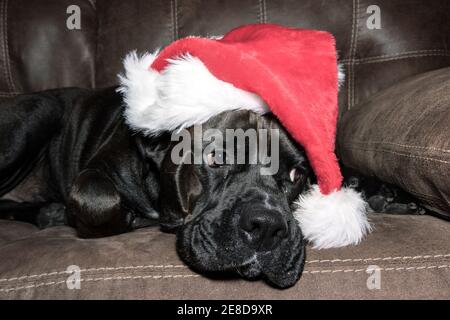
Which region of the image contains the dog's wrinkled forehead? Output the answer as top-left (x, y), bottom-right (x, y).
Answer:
top-left (204, 110), bottom-right (305, 163)
top-left (203, 110), bottom-right (273, 130)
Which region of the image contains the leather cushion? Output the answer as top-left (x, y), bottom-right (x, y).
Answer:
top-left (0, 215), bottom-right (449, 299)
top-left (338, 67), bottom-right (450, 218)
top-left (1, 0), bottom-right (96, 96)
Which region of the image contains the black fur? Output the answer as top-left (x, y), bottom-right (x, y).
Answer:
top-left (0, 88), bottom-right (427, 288)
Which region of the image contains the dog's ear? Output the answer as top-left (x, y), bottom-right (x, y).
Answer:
top-left (68, 169), bottom-right (129, 238)
top-left (159, 151), bottom-right (202, 233)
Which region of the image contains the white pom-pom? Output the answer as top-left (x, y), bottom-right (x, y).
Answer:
top-left (294, 185), bottom-right (371, 249)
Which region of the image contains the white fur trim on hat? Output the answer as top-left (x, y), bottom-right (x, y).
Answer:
top-left (117, 51), bottom-right (269, 135)
top-left (117, 51), bottom-right (345, 135)
top-left (294, 185), bottom-right (371, 249)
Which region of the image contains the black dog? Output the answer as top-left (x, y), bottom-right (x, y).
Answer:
top-left (0, 87), bottom-right (427, 288)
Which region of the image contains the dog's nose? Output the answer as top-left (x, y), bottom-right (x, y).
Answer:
top-left (239, 210), bottom-right (288, 251)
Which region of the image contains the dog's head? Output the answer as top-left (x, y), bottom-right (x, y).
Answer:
top-left (153, 111), bottom-right (313, 288)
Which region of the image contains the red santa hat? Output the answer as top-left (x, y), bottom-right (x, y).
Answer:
top-left (118, 24), bottom-right (371, 249)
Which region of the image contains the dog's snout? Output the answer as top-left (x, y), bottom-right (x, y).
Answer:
top-left (239, 210), bottom-right (288, 251)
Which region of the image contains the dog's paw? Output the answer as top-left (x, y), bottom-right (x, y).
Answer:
top-left (37, 202), bottom-right (67, 229)
top-left (130, 216), bottom-right (159, 229)
top-left (367, 184), bottom-right (427, 215)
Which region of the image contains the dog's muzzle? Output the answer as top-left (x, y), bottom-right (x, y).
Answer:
top-left (176, 202), bottom-right (306, 288)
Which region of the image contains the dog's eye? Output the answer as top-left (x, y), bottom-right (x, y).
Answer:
top-left (207, 151), bottom-right (227, 167)
top-left (289, 168), bottom-right (301, 183)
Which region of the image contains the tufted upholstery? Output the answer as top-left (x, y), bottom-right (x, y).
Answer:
top-left (0, 0), bottom-right (449, 299)
top-left (0, 0), bottom-right (449, 117)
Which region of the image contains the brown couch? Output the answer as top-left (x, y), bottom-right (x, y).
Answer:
top-left (0, 0), bottom-right (449, 299)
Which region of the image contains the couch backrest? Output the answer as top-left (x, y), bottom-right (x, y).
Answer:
top-left (1, 0), bottom-right (449, 116)
top-left (0, 0), bottom-right (96, 96)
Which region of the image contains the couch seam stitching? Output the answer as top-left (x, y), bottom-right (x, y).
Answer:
top-left (352, 0), bottom-right (360, 109)
top-left (347, 0), bottom-right (357, 110)
top-left (174, 0), bottom-right (178, 40)
top-left (341, 53), bottom-right (450, 65)
top-left (170, 0), bottom-right (174, 41)
top-left (340, 49), bottom-right (450, 63)
top-left (1, 266), bottom-right (448, 293)
top-left (303, 264), bottom-right (449, 275)
top-left (258, 0), bottom-right (262, 23)
top-left (262, 0), bottom-right (267, 23)
top-left (2, 254), bottom-right (449, 283)
top-left (0, 275), bottom-right (201, 293)
top-left (356, 53), bottom-right (450, 64)
top-left (306, 254), bottom-right (450, 264)
top-left (342, 146), bottom-right (450, 164)
top-left (347, 141), bottom-right (450, 153)
top-left (170, 0), bottom-right (178, 42)
top-left (0, 0), bottom-right (6, 93)
top-left (0, 264), bottom-right (188, 282)
top-left (2, 0), bottom-right (14, 93)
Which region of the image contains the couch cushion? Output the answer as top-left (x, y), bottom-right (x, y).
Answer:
top-left (338, 67), bottom-right (450, 218)
top-left (0, 214), bottom-right (449, 299)
top-left (1, 0), bottom-right (96, 96)
top-left (0, 220), bottom-right (38, 246)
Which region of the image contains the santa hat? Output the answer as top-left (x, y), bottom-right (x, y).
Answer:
top-left (117, 24), bottom-right (371, 249)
